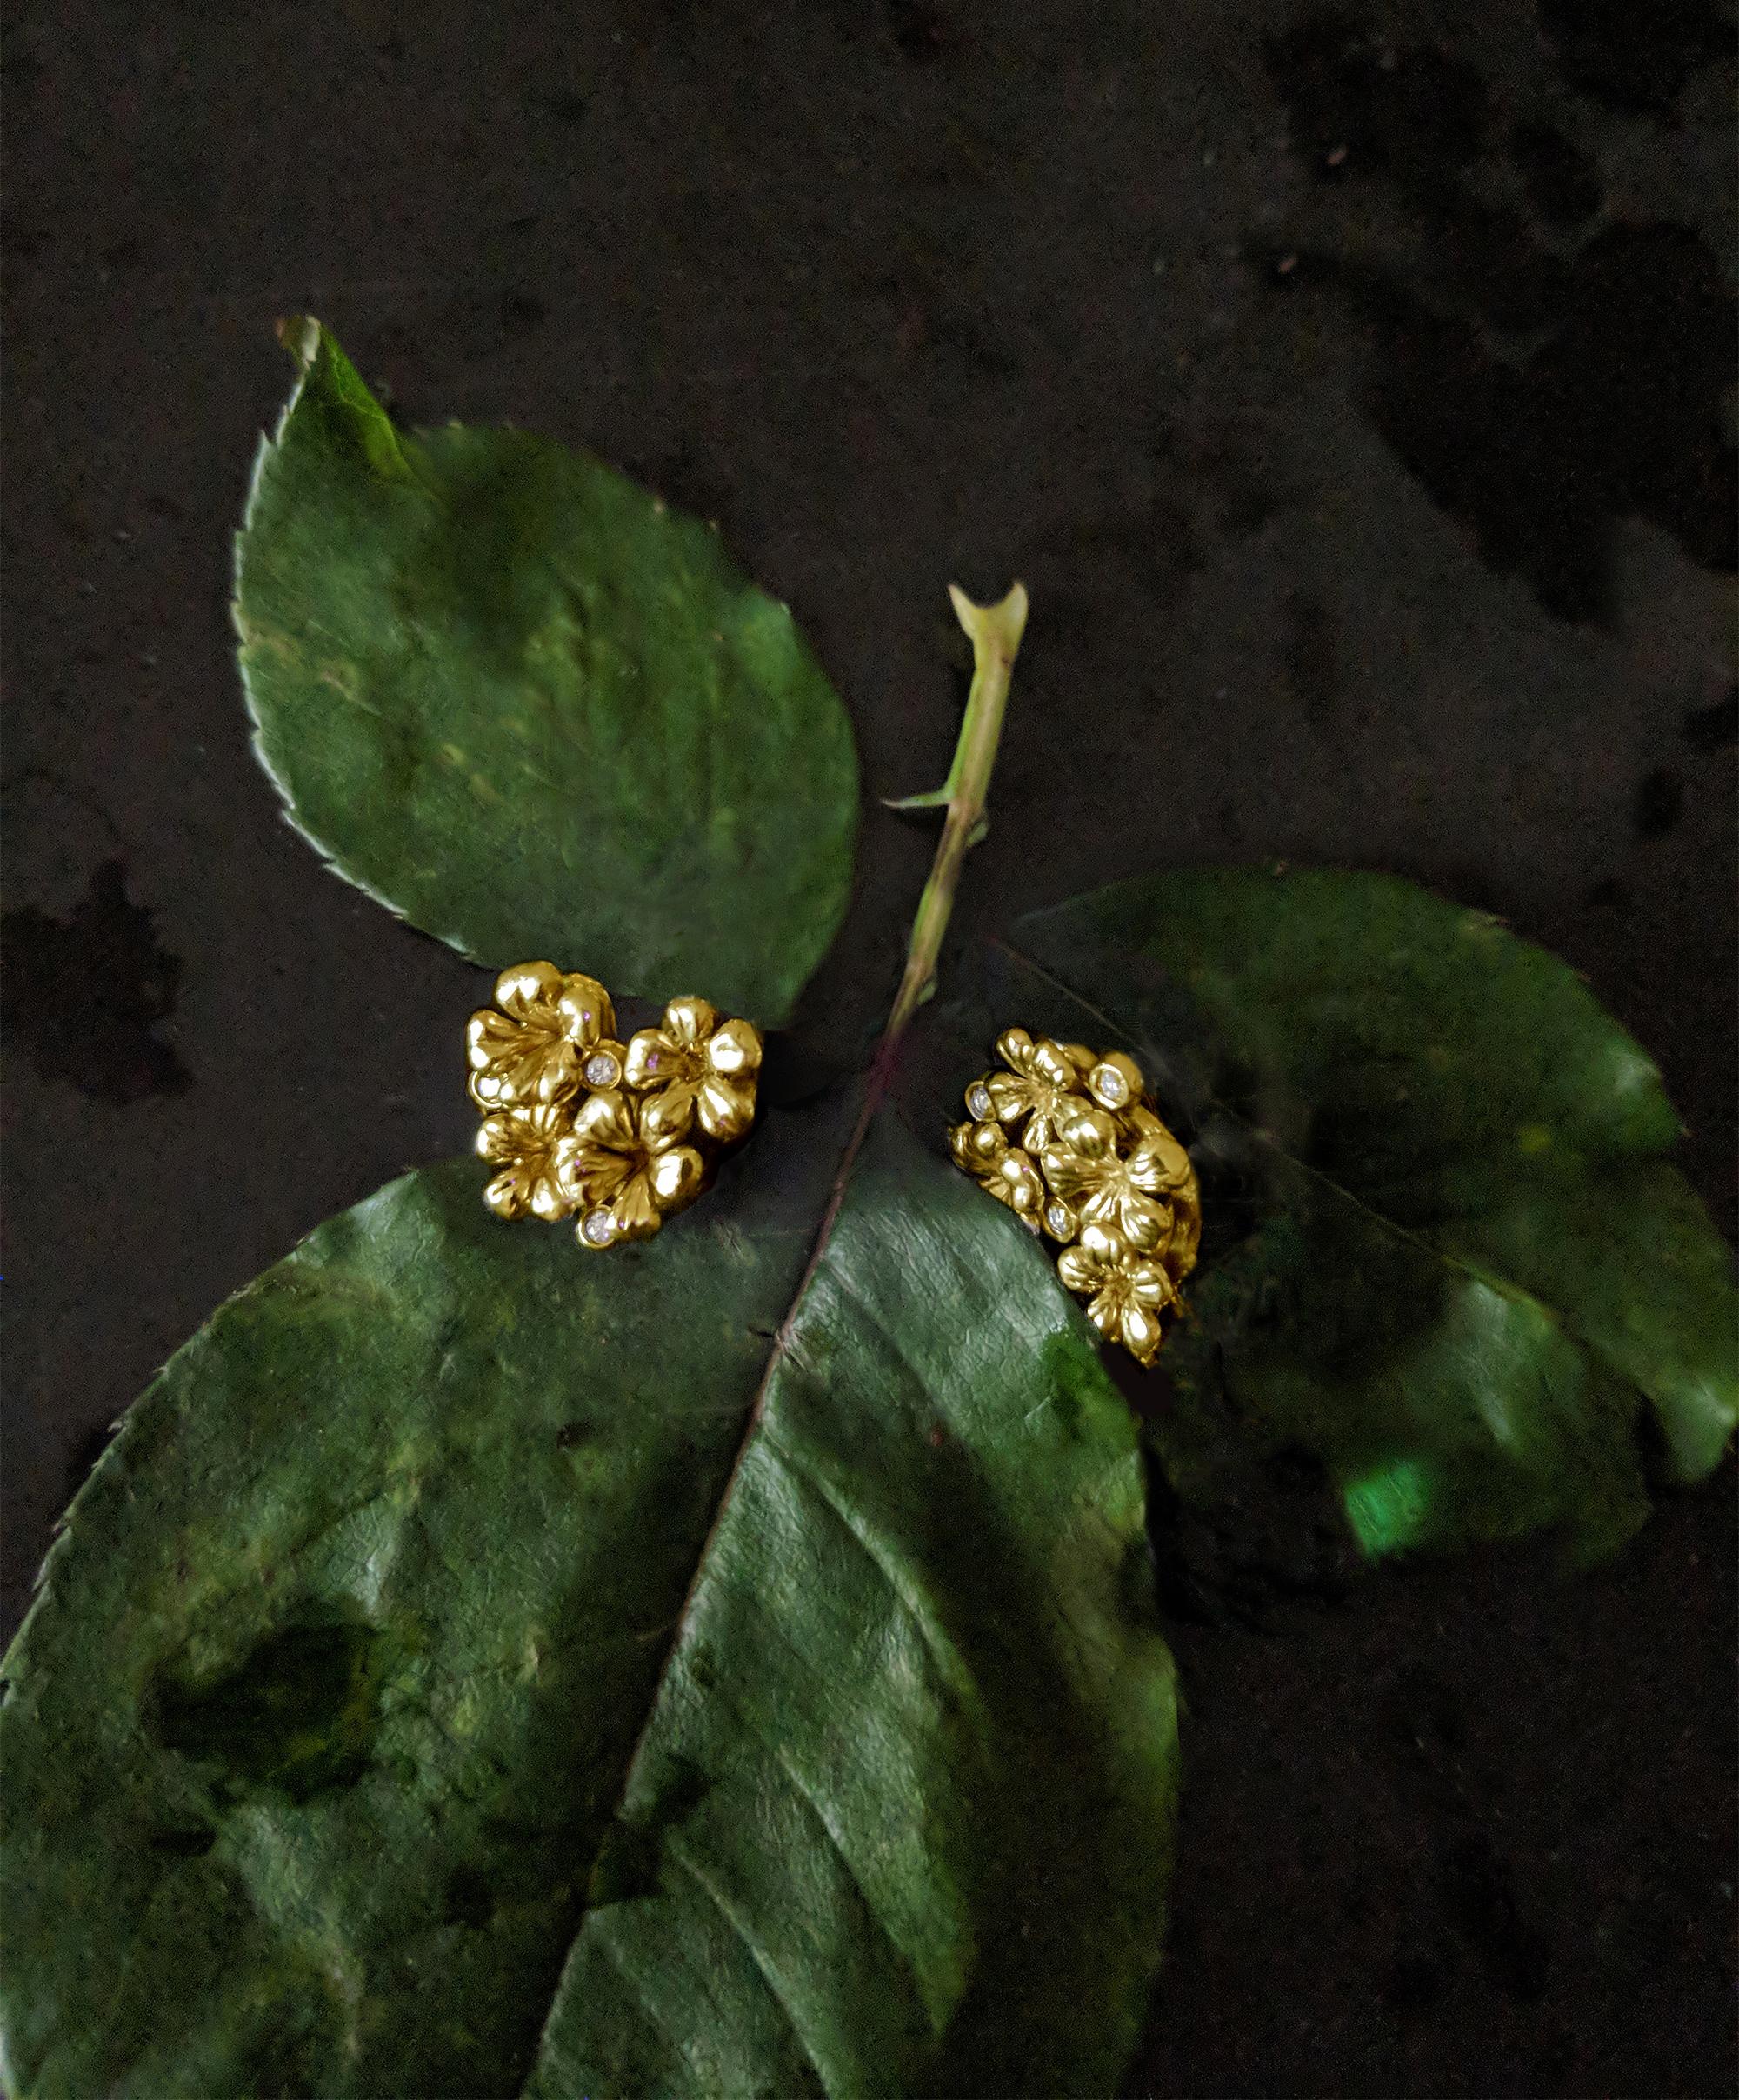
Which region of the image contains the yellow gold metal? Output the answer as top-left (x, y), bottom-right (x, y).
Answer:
top-left (1057, 1223), bottom-right (1176, 1368)
top-left (466, 963), bottom-right (624, 1109)
top-left (949, 1117), bottom-right (1043, 1230)
top-left (558, 1089), bottom-right (707, 1248)
top-left (465, 964), bottom-right (763, 1246)
top-left (947, 1030), bottom-right (1201, 1363)
top-left (476, 1102), bottom-right (578, 1223)
top-left (625, 996), bottom-right (762, 1145)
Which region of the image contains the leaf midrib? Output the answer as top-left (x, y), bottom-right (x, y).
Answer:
top-left (515, 1066), bottom-right (894, 2095)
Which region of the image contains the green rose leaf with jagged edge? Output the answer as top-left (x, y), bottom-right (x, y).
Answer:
top-left (7, 315), bottom-right (1736, 2100)
top-left (233, 318), bottom-right (859, 1027)
top-left (1, 587), bottom-right (1180, 2100)
top-left (0, 1118), bottom-right (1177, 2100)
top-left (996, 869), bottom-right (1737, 1564)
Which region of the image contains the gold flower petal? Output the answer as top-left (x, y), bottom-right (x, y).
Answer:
top-left (611, 1176), bottom-right (663, 1241)
top-left (984, 1071), bottom-right (1032, 1125)
top-left (483, 1168), bottom-right (530, 1220)
top-left (951, 1119), bottom-right (1006, 1171)
top-left (494, 961), bottom-right (564, 1022)
top-left (648, 1144), bottom-right (706, 1214)
top-left (1111, 1296), bottom-right (1164, 1367)
top-left (994, 1025), bottom-right (1038, 1076)
top-left (662, 994), bottom-right (721, 1048)
top-left (475, 1113), bottom-right (523, 1165)
top-left (565, 1143), bottom-right (635, 1210)
top-left (623, 1027), bottom-right (681, 1091)
top-left (1080, 1185), bottom-right (1171, 1255)
top-left (571, 1087), bottom-right (637, 1150)
top-left (556, 973), bottom-right (616, 1047)
top-left (1057, 1244), bottom-right (1099, 1297)
top-left (987, 1149), bottom-right (1044, 1218)
top-left (641, 1078), bottom-right (701, 1147)
top-left (1038, 1143), bottom-right (1100, 1204)
top-left (1028, 1037), bottom-right (1080, 1090)
top-left (528, 1173), bottom-right (574, 1223)
top-left (705, 1017), bottom-right (763, 1079)
top-left (1053, 1104), bottom-right (1120, 1162)
top-left (696, 1073), bottom-right (756, 1143)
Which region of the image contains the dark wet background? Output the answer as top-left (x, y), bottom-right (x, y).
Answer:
top-left (4, 1), bottom-right (1735, 2092)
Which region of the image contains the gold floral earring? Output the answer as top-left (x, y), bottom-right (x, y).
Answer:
top-left (465, 964), bottom-right (762, 1249)
top-left (950, 1030), bottom-right (1199, 1364)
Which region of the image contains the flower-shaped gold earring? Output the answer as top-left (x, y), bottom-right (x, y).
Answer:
top-left (466, 963), bottom-right (762, 1249)
top-left (950, 1031), bottom-right (1200, 1364)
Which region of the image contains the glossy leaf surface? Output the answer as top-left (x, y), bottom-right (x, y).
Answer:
top-left (1002, 869), bottom-right (1737, 1560)
top-left (0, 1112), bottom-right (1176, 2098)
top-left (233, 321), bottom-right (858, 1025)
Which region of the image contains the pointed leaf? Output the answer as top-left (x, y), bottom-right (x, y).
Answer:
top-left (0, 1113), bottom-right (1176, 2098)
top-left (1000, 868), bottom-right (1737, 1560)
top-left (233, 320), bottom-right (858, 1024)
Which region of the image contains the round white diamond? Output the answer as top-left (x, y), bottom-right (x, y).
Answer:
top-left (581, 1210), bottom-right (616, 1247)
top-left (1097, 1067), bottom-right (1129, 1104)
top-left (966, 1083), bottom-right (994, 1121)
top-left (1045, 1203), bottom-right (1072, 1238)
top-left (583, 1051), bottom-right (621, 1089)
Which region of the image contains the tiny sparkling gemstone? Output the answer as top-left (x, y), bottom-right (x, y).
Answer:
top-left (582, 1210), bottom-right (616, 1247)
top-left (966, 1083), bottom-right (994, 1120)
top-left (583, 1052), bottom-right (621, 1089)
top-left (1098, 1068), bottom-right (1129, 1104)
top-left (1045, 1203), bottom-right (1072, 1238)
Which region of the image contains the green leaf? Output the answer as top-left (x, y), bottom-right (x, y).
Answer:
top-left (1000, 868), bottom-right (1738, 1562)
top-left (233, 319), bottom-right (859, 1025)
top-left (0, 1110), bottom-right (1176, 2099)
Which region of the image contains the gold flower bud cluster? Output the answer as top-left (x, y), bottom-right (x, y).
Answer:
top-left (465, 962), bottom-right (762, 1251)
top-left (949, 1029), bottom-right (1201, 1366)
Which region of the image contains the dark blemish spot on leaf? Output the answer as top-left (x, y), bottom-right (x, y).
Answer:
top-left (1634, 769), bottom-right (1684, 838)
top-left (927, 1424), bottom-right (947, 1449)
top-left (153, 1616), bottom-right (396, 1803)
top-left (2, 859), bottom-right (190, 1103)
top-left (1283, 589), bottom-right (1338, 730)
top-left (555, 1419), bottom-right (596, 1450)
top-left (1538, 0), bottom-right (1727, 117)
top-left (1442, 1834), bottom-right (1549, 2001)
top-left (1682, 687), bottom-right (1738, 754)
top-left (149, 1825), bottom-right (216, 1858)
top-left (590, 1757), bottom-right (710, 1908)
top-left (1508, 123), bottom-right (1602, 227)
top-left (503, 291), bottom-right (546, 336)
top-left (443, 1864), bottom-right (496, 1928)
top-left (1265, 18), bottom-right (1737, 623)
top-left (588, 1816), bottom-right (661, 1908)
top-left (1583, 877), bottom-right (1630, 913)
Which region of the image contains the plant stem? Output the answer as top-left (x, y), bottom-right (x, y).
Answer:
top-left (883, 581), bottom-right (1029, 1046)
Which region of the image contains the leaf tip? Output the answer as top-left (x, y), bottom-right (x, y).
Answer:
top-left (275, 313), bottom-right (323, 368)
